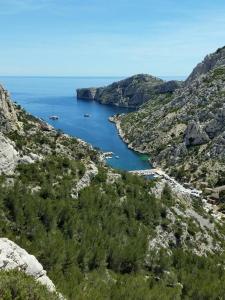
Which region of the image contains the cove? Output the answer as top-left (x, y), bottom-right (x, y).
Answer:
top-left (0, 76), bottom-right (151, 171)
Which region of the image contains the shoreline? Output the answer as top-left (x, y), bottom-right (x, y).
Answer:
top-left (109, 115), bottom-right (148, 155)
top-left (108, 114), bottom-right (223, 219)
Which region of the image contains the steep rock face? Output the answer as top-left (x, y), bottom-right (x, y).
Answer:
top-left (184, 121), bottom-right (210, 146)
top-left (77, 87), bottom-right (97, 100)
top-left (0, 85), bottom-right (18, 133)
top-left (186, 46), bottom-right (225, 84)
top-left (77, 74), bottom-right (182, 107)
top-left (0, 238), bottom-right (57, 293)
top-left (205, 107), bottom-right (225, 138)
top-left (0, 132), bottom-right (18, 174)
top-left (154, 80), bottom-right (182, 94)
top-left (117, 47), bottom-right (225, 185)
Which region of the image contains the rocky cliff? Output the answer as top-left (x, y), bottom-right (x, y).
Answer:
top-left (186, 46), bottom-right (225, 84)
top-left (0, 132), bottom-right (18, 174)
top-left (115, 47), bottom-right (225, 187)
top-left (0, 238), bottom-right (58, 293)
top-left (77, 74), bottom-right (182, 107)
top-left (0, 85), bottom-right (19, 133)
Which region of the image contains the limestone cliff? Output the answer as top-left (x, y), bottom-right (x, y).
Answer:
top-left (0, 132), bottom-right (18, 174)
top-left (0, 238), bottom-right (63, 298)
top-left (0, 85), bottom-right (19, 133)
top-left (185, 46), bottom-right (225, 84)
top-left (115, 47), bottom-right (225, 187)
top-left (77, 74), bottom-right (182, 107)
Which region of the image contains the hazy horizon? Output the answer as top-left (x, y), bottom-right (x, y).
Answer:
top-left (0, 75), bottom-right (187, 79)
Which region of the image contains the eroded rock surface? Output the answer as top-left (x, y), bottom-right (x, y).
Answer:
top-left (0, 132), bottom-right (18, 174)
top-left (184, 121), bottom-right (209, 146)
top-left (186, 46), bottom-right (225, 84)
top-left (0, 85), bottom-right (18, 133)
top-left (0, 238), bottom-right (56, 292)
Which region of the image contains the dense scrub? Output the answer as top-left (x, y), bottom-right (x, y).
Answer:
top-left (0, 270), bottom-right (59, 300)
top-left (0, 155), bottom-right (225, 299)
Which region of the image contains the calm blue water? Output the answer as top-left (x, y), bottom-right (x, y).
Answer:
top-left (0, 76), bottom-right (152, 171)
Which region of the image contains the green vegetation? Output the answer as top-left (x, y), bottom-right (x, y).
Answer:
top-left (1, 153), bottom-right (225, 299)
top-left (0, 270), bottom-right (59, 300)
top-left (2, 98), bottom-right (225, 299)
top-left (211, 66), bottom-right (225, 79)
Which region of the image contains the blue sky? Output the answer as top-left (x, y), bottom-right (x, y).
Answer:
top-left (0, 0), bottom-right (225, 77)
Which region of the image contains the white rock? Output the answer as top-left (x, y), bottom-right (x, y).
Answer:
top-left (19, 153), bottom-right (42, 164)
top-left (0, 133), bottom-right (18, 174)
top-left (0, 238), bottom-right (56, 292)
top-left (71, 161), bottom-right (98, 198)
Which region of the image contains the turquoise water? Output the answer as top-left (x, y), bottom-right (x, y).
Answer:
top-left (0, 76), bottom-right (152, 171)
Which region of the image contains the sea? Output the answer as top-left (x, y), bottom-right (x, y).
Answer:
top-left (0, 76), bottom-right (184, 171)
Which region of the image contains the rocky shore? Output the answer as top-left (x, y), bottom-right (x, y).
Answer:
top-left (109, 115), bottom-right (149, 155)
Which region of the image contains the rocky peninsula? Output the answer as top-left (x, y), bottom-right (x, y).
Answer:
top-left (77, 74), bottom-right (182, 107)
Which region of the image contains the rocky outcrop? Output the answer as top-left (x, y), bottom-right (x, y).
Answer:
top-left (0, 238), bottom-right (57, 293)
top-left (205, 107), bottom-right (225, 139)
top-left (71, 161), bottom-right (98, 198)
top-left (186, 46), bottom-right (225, 84)
top-left (77, 74), bottom-right (181, 107)
top-left (77, 87), bottom-right (97, 100)
top-left (184, 121), bottom-right (209, 146)
top-left (154, 80), bottom-right (183, 94)
top-left (0, 85), bottom-right (18, 133)
top-left (0, 132), bottom-right (18, 174)
top-left (19, 152), bottom-right (43, 164)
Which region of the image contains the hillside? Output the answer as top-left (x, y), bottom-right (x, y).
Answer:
top-left (1, 81), bottom-right (225, 299)
top-left (112, 47), bottom-right (225, 191)
top-left (77, 74), bottom-right (182, 107)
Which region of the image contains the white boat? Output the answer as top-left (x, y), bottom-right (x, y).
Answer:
top-left (49, 115), bottom-right (59, 120)
top-left (115, 155), bottom-right (120, 159)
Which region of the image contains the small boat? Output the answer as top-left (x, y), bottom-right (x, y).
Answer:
top-left (115, 156), bottom-right (120, 159)
top-left (84, 114), bottom-right (91, 117)
top-left (49, 115), bottom-right (59, 120)
top-left (106, 156), bottom-right (113, 159)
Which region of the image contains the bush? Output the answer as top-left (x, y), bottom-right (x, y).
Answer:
top-left (0, 270), bottom-right (59, 300)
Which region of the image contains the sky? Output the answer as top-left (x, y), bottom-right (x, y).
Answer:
top-left (0, 0), bottom-right (225, 77)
